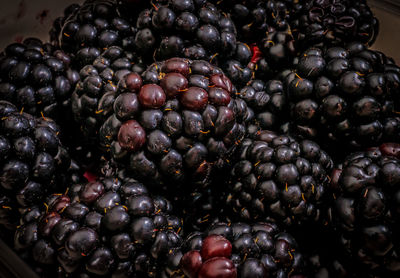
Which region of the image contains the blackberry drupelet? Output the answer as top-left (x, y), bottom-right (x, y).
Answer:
top-left (290, 0), bottom-right (379, 49)
top-left (14, 173), bottom-right (183, 277)
top-left (328, 143), bottom-right (400, 275)
top-left (163, 221), bottom-right (305, 278)
top-left (223, 130), bottom-right (333, 227)
top-left (99, 57), bottom-right (252, 189)
top-left (0, 38), bottom-right (79, 120)
top-left (282, 42), bottom-right (400, 155)
top-left (0, 101), bottom-right (72, 230)
top-left (53, 0), bottom-right (137, 67)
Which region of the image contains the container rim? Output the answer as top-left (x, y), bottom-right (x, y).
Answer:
top-left (0, 239), bottom-right (39, 278)
top-left (369, 0), bottom-right (400, 15)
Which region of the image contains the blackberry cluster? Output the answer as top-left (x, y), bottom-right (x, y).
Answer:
top-left (0, 101), bottom-right (72, 230)
top-left (53, 0), bottom-right (137, 67)
top-left (328, 143), bottom-right (400, 275)
top-left (1, 0), bottom-right (400, 277)
top-left (283, 42), bottom-right (400, 154)
top-left (14, 174), bottom-right (183, 277)
top-left (0, 38), bottom-right (79, 120)
top-left (171, 221), bottom-right (306, 278)
top-left (223, 130), bottom-right (333, 227)
top-left (99, 57), bottom-right (252, 188)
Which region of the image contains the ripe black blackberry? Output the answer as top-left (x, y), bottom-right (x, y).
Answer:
top-left (328, 143), bottom-right (400, 275)
top-left (14, 173), bottom-right (183, 277)
top-left (209, 0), bottom-right (300, 80)
top-left (52, 0), bottom-right (137, 67)
top-left (223, 130), bottom-right (333, 227)
top-left (290, 0), bottom-right (379, 49)
top-left (212, 0), bottom-right (299, 42)
top-left (282, 42), bottom-right (400, 155)
top-left (0, 38), bottom-right (79, 120)
top-left (135, 0), bottom-right (236, 61)
top-left (163, 221), bottom-right (305, 278)
top-left (99, 57), bottom-right (252, 190)
top-left (133, 0), bottom-right (255, 86)
top-left (0, 101), bottom-right (73, 231)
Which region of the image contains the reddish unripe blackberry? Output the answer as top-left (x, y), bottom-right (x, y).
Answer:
top-left (99, 58), bottom-right (252, 189)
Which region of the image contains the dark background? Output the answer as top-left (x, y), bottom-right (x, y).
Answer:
top-left (0, 1), bottom-right (398, 60)
top-left (0, 0), bottom-right (84, 48)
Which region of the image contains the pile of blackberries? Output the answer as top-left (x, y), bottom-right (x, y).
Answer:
top-left (0, 0), bottom-right (399, 277)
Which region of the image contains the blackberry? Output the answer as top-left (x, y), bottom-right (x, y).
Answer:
top-left (223, 130), bottom-right (333, 227)
top-left (99, 58), bottom-right (252, 190)
top-left (0, 101), bottom-right (72, 230)
top-left (282, 42), bottom-right (400, 155)
top-left (212, 0), bottom-right (298, 42)
top-left (0, 38), bottom-right (79, 120)
top-left (164, 221), bottom-right (305, 278)
top-left (290, 0), bottom-right (379, 49)
top-left (53, 0), bottom-right (137, 67)
top-left (14, 173), bottom-right (183, 277)
top-left (328, 143), bottom-right (400, 275)
top-left (210, 0), bottom-right (300, 80)
top-left (135, 0), bottom-right (236, 60)
top-left (133, 0), bottom-right (255, 86)
top-left (71, 46), bottom-right (145, 146)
